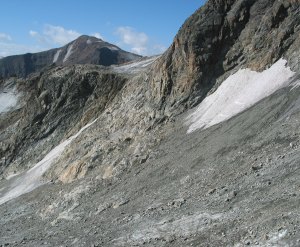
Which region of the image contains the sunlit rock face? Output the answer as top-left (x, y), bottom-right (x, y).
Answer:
top-left (148, 0), bottom-right (300, 116)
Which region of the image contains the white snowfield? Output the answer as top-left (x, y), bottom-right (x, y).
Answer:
top-left (0, 119), bottom-right (97, 205)
top-left (108, 46), bottom-right (119, 51)
top-left (63, 44), bottom-right (73, 63)
top-left (0, 87), bottom-right (19, 113)
top-left (53, 49), bottom-right (62, 63)
top-left (187, 59), bottom-right (295, 133)
top-left (112, 56), bottom-right (159, 74)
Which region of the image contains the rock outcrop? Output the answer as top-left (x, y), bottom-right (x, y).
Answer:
top-left (0, 65), bottom-right (127, 174)
top-left (148, 0), bottom-right (300, 116)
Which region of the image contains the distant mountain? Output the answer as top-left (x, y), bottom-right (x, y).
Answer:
top-left (0, 35), bottom-right (141, 78)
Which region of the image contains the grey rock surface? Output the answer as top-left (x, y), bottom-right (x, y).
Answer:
top-left (0, 0), bottom-right (300, 246)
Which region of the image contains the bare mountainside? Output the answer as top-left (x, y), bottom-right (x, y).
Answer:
top-left (0, 0), bottom-right (300, 246)
top-left (0, 35), bottom-right (141, 79)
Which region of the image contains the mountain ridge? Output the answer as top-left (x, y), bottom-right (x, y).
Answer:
top-left (0, 35), bottom-right (141, 79)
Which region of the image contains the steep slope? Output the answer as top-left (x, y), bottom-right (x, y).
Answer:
top-left (0, 0), bottom-right (300, 246)
top-left (0, 56), bottom-right (159, 182)
top-left (0, 35), bottom-right (141, 79)
top-left (1, 66), bottom-right (300, 247)
top-left (148, 0), bottom-right (300, 116)
top-left (0, 65), bottom-right (128, 175)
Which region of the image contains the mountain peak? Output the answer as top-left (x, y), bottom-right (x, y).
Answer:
top-left (0, 35), bottom-right (141, 78)
top-left (74, 35), bottom-right (104, 43)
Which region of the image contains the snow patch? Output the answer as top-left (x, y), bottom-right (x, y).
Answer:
top-left (0, 87), bottom-right (19, 113)
top-left (63, 44), bottom-right (73, 63)
top-left (108, 46), bottom-right (119, 51)
top-left (86, 39), bottom-right (92, 45)
top-left (53, 49), bottom-right (62, 63)
top-left (0, 119), bottom-right (97, 205)
top-left (113, 56), bottom-right (159, 74)
top-left (187, 59), bottom-right (295, 133)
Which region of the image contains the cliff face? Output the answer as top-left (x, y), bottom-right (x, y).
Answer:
top-left (148, 0), bottom-right (300, 115)
top-left (0, 65), bottom-right (127, 173)
top-left (0, 35), bottom-right (141, 79)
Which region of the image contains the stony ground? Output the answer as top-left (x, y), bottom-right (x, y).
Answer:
top-left (0, 1), bottom-right (300, 246)
top-left (1, 76), bottom-right (300, 247)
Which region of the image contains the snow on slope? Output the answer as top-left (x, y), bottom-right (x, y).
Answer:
top-left (108, 46), bottom-right (119, 51)
top-left (0, 119), bottom-right (97, 205)
top-left (187, 59), bottom-right (295, 133)
top-left (0, 87), bottom-right (19, 113)
top-left (63, 44), bottom-right (73, 63)
top-left (113, 56), bottom-right (159, 74)
top-left (53, 49), bottom-right (62, 63)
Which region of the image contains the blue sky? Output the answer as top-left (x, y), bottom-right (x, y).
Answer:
top-left (0, 0), bottom-right (206, 57)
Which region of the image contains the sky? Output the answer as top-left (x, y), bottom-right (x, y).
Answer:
top-left (0, 0), bottom-right (206, 57)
